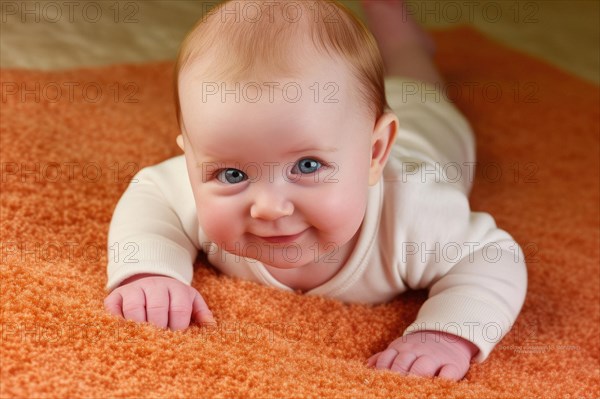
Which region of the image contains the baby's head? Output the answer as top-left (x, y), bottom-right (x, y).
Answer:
top-left (174, 0), bottom-right (398, 270)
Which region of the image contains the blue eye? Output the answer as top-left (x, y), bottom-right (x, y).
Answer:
top-left (216, 168), bottom-right (247, 184)
top-left (292, 158), bottom-right (322, 174)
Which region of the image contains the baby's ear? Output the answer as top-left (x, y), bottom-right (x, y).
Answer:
top-left (176, 134), bottom-right (185, 151)
top-left (368, 112), bottom-right (398, 186)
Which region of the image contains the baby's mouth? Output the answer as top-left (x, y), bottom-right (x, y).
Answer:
top-left (255, 229), bottom-right (307, 244)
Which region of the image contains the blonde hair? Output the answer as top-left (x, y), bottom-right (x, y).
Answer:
top-left (173, 0), bottom-right (389, 132)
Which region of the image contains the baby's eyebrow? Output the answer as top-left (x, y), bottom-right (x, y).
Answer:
top-left (195, 159), bottom-right (236, 168)
top-left (285, 146), bottom-right (338, 155)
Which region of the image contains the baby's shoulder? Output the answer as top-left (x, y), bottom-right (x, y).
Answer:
top-left (380, 155), bottom-right (473, 225)
top-left (132, 155), bottom-right (192, 201)
top-left (383, 155), bottom-right (463, 194)
top-left (144, 154), bottom-right (186, 176)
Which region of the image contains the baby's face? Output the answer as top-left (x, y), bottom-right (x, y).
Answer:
top-left (178, 55), bottom-right (378, 270)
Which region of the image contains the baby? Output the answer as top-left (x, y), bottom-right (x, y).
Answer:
top-left (104, 0), bottom-right (527, 381)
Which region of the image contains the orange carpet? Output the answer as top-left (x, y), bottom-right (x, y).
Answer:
top-left (1, 27), bottom-right (598, 398)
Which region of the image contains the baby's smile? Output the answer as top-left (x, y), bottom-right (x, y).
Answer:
top-left (252, 228), bottom-right (309, 244)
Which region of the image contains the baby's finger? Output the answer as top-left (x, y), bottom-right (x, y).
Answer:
top-left (104, 292), bottom-right (124, 318)
top-left (191, 291), bottom-right (216, 325)
top-left (144, 285), bottom-right (169, 329)
top-left (121, 286), bottom-right (147, 323)
top-left (437, 363), bottom-right (463, 381)
top-left (365, 352), bottom-right (380, 368)
top-left (408, 355), bottom-right (439, 378)
top-left (374, 348), bottom-right (399, 370)
top-left (167, 287), bottom-right (194, 331)
top-left (390, 351), bottom-right (417, 375)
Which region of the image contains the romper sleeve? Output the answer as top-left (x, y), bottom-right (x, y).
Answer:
top-left (394, 175), bottom-right (528, 363)
top-left (382, 76), bottom-right (527, 363)
top-left (105, 155), bottom-right (200, 292)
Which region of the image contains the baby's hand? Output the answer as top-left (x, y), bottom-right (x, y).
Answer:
top-left (366, 330), bottom-right (479, 381)
top-left (104, 273), bottom-right (216, 331)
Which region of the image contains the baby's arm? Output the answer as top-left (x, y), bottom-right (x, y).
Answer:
top-left (104, 156), bottom-right (215, 329)
top-left (368, 175), bottom-right (527, 380)
top-left (362, 1), bottom-right (526, 380)
top-left (370, 248), bottom-right (526, 380)
top-left (365, 187), bottom-right (527, 380)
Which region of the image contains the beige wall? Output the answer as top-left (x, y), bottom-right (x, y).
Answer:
top-left (0, 0), bottom-right (598, 84)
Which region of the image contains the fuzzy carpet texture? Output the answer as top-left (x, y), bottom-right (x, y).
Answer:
top-left (1, 27), bottom-right (598, 398)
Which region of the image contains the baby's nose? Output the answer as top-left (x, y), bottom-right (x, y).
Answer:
top-left (249, 187), bottom-right (294, 220)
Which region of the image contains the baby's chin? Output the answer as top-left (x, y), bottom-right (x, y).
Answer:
top-left (234, 246), bottom-right (316, 269)
top-left (250, 241), bottom-right (354, 270)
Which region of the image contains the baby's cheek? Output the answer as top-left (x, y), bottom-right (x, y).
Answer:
top-left (309, 182), bottom-right (367, 237)
top-left (195, 196), bottom-right (241, 244)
